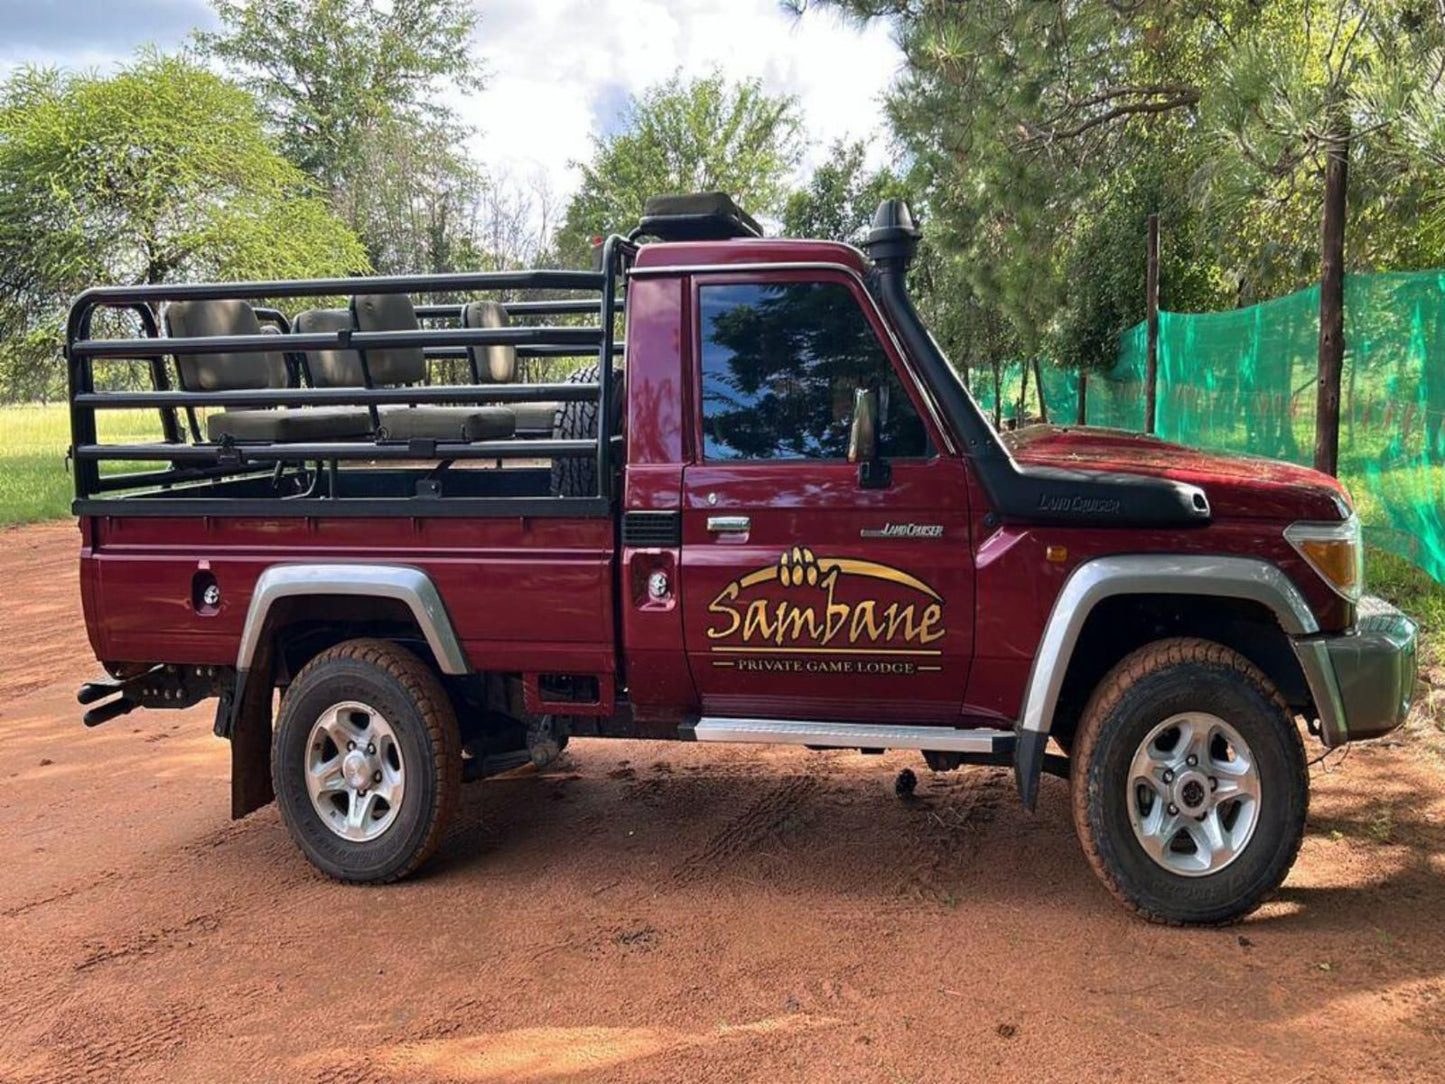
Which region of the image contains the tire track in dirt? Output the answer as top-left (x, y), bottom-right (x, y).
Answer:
top-left (896, 767), bottom-right (1007, 905)
top-left (74, 912), bottom-right (222, 972)
top-left (26, 1002), bottom-right (214, 1084)
top-left (670, 773), bottom-right (819, 886)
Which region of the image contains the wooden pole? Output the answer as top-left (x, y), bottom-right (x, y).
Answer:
top-left (992, 357), bottom-right (1002, 429)
top-left (1314, 128), bottom-right (1348, 476)
top-left (1033, 356), bottom-right (1049, 423)
top-left (1145, 212), bottom-right (1160, 435)
top-left (1018, 358), bottom-right (1030, 424)
top-left (1077, 372), bottom-right (1088, 425)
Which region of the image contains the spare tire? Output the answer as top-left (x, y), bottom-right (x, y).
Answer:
top-left (550, 362), bottom-right (624, 498)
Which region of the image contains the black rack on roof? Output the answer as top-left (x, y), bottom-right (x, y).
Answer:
top-left (633, 192), bottom-right (761, 243)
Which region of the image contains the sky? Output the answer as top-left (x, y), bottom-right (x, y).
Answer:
top-left (0, 0), bottom-right (905, 207)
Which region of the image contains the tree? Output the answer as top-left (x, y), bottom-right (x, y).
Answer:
top-left (792, 0), bottom-right (1230, 352)
top-left (0, 53), bottom-right (368, 401)
top-left (782, 139), bottom-right (908, 243)
top-left (196, 0), bottom-right (485, 272)
top-left (197, 0), bottom-right (482, 192)
top-left (1194, 1), bottom-right (1444, 471)
top-left (557, 73), bottom-right (804, 262)
top-left (796, 0), bottom-right (1445, 450)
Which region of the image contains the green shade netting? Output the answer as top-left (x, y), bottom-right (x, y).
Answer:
top-left (1099, 270), bottom-right (1445, 582)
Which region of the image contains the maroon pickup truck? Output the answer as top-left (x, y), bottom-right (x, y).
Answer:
top-left (66, 194), bottom-right (1416, 924)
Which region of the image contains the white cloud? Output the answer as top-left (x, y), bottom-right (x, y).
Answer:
top-left (2, 0), bottom-right (904, 213)
top-left (458, 0), bottom-right (903, 203)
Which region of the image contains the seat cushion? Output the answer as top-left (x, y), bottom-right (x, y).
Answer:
top-left (166, 299), bottom-right (289, 391)
top-left (512, 401), bottom-right (562, 433)
top-left (206, 407), bottom-right (373, 442)
top-left (352, 294), bottom-right (426, 385)
top-left (461, 300), bottom-right (517, 384)
top-left (294, 308), bottom-right (365, 387)
top-left (378, 406), bottom-right (515, 441)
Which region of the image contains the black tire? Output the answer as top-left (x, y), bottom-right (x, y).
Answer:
top-left (272, 638), bottom-right (461, 883)
top-left (1071, 637), bottom-right (1308, 925)
top-left (550, 363), bottom-right (624, 498)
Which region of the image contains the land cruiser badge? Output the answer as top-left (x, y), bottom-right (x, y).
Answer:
top-left (859, 522), bottom-right (944, 539)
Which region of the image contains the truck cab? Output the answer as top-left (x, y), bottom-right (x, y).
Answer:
top-left (67, 194), bottom-right (1417, 923)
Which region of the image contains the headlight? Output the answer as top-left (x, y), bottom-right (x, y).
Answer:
top-left (1285, 513), bottom-right (1362, 603)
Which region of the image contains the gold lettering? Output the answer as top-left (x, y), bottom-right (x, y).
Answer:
top-left (849, 600), bottom-right (885, 644)
top-left (918, 603), bottom-right (945, 644)
top-left (706, 582), bottom-right (741, 640)
top-left (705, 554), bottom-right (950, 651)
top-left (742, 599), bottom-right (775, 642)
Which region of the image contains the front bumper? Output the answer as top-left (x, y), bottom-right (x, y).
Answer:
top-left (1293, 595), bottom-right (1418, 747)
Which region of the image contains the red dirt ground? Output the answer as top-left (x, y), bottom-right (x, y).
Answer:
top-left (3, 520), bottom-right (1445, 1082)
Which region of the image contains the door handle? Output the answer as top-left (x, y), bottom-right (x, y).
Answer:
top-left (707, 515), bottom-right (750, 534)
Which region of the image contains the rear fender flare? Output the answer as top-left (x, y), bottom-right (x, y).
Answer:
top-left (1014, 555), bottom-right (1319, 810)
top-left (235, 563), bottom-right (468, 677)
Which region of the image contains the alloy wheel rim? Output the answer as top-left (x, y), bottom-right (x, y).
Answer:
top-left (1127, 712), bottom-right (1261, 877)
top-left (305, 700), bottom-right (405, 842)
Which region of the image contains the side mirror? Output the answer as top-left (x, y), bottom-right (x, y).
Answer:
top-left (848, 387), bottom-right (891, 489)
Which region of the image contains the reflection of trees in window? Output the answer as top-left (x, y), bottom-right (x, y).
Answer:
top-left (700, 283), bottom-right (928, 460)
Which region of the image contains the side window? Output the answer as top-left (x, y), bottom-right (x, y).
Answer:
top-left (699, 281), bottom-right (931, 461)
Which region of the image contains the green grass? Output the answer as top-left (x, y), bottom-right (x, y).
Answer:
top-left (0, 403), bottom-right (164, 527)
top-left (1369, 546), bottom-right (1445, 639)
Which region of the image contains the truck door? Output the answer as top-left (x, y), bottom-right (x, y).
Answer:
top-left (680, 270), bottom-right (975, 724)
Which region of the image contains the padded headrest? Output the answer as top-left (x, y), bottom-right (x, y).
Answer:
top-left (461, 300), bottom-right (517, 384)
top-left (293, 308), bottom-right (363, 387)
top-left (350, 293), bottom-right (425, 386)
top-left (165, 299), bottom-right (288, 391)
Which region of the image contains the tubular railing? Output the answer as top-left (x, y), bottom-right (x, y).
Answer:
top-left (65, 250), bottom-right (634, 515)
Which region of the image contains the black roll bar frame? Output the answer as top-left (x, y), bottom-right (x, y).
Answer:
top-left (65, 247), bottom-right (635, 515)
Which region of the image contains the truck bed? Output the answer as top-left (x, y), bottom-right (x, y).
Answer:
top-left (80, 503), bottom-right (616, 678)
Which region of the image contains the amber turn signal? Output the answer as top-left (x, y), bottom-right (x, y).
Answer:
top-left (1284, 515), bottom-right (1362, 602)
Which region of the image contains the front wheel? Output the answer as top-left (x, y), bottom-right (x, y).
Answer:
top-left (1071, 637), bottom-right (1308, 925)
top-left (272, 638), bottom-right (461, 883)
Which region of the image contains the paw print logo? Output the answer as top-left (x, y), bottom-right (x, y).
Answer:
top-left (777, 546), bottom-right (823, 587)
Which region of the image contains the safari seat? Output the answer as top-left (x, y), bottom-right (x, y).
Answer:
top-left (164, 299), bottom-right (371, 443)
top-left (294, 300), bottom-right (515, 442)
top-left (462, 300), bottom-right (561, 435)
top-left (290, 297), bottom-right (515, 441)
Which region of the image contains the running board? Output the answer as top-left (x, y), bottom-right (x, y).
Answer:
top-left (689, 718), bottom-right (1015, 754)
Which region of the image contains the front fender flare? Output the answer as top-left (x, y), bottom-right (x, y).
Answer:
top-left (1013, 555), bottom-right (1318, 810)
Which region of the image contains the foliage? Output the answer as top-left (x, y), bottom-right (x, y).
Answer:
top-left (0, 52), bottom-right (367, 402)
top-left (196, 0), bottom-right (485, 272)
top-left (1198, 0), bottom-right (1445, 296)
top-left (796, 0), bottom-right (1445, 376)
top-left (557, 73), bottom-right (804, 262)
top-left (196, 0), bottom-right (482, 191)
top-left (782, 140), bottom-right (907, 244)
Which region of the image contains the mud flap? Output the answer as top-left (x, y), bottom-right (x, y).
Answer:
top-left (229, 645), bottom-right (276, 820)
top-left (1014, 729), bottom-right (1048, 812)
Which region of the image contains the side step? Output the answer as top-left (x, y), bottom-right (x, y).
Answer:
top-left (689, 717), bottom-right (1015, 755)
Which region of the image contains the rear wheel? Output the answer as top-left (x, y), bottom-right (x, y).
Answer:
top-left (272, 638), bottom-right (460, 883)
top-left (1071, 637), bottom-right (1307, 925)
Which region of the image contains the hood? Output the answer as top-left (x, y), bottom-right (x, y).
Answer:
top-left (1003, 426), bottom-right (1350, 522)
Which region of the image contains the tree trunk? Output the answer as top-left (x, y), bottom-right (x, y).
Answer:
top-left (1018, 357), bottom-right (1030, 425)
top-left (992, 357), bottom-right (1002, 429)
top-left (1145, 213), bottom-right (1160, 435)
top-left (1034, 356), bottom-right (1049, 423)
top-left (1314, 128), bottom-right (1348, 476)
top-left (1078, 372), bottom-right (1088, 425)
